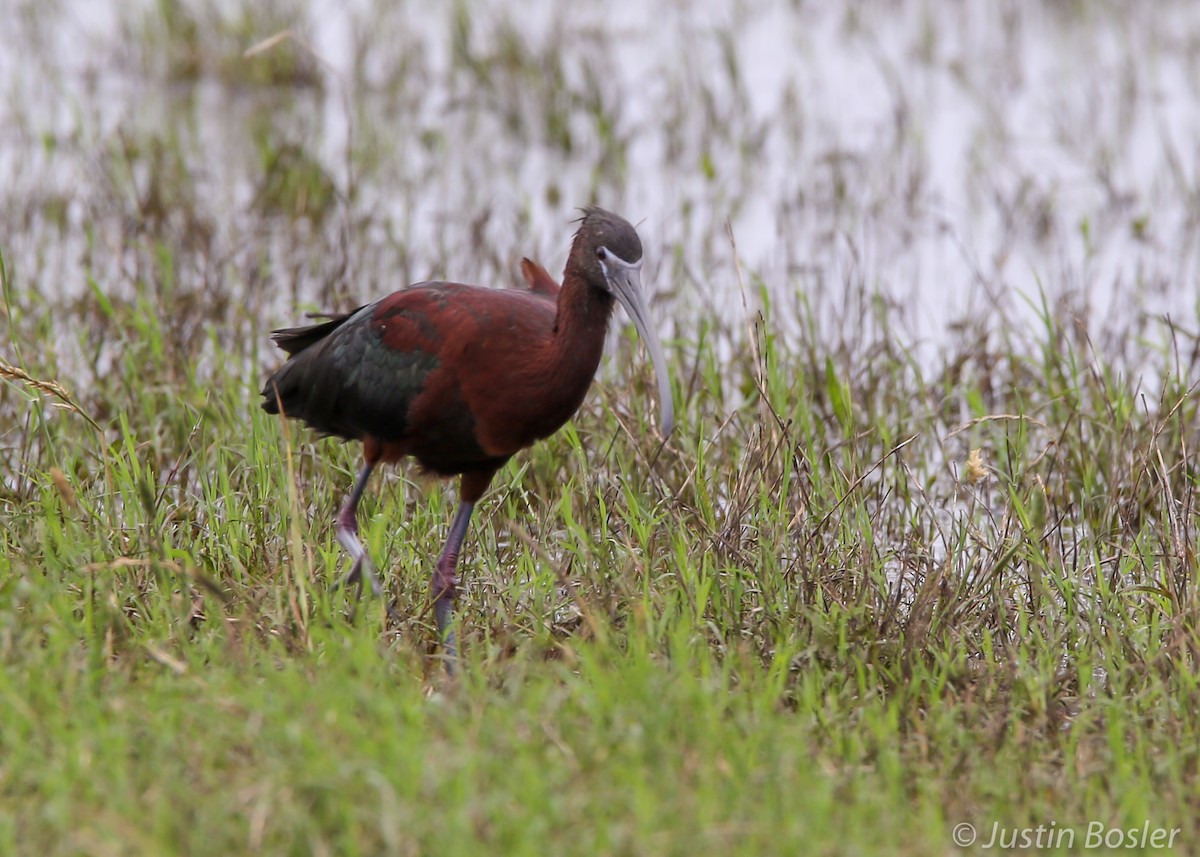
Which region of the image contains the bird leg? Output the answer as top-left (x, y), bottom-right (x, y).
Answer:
top-left (432, 500), bottom-right (475, 664)
top-left (334, 461), bottom-right (382, 598)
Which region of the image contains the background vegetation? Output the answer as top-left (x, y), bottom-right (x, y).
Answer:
top-left (3, 1), bottom-right (1199, 853)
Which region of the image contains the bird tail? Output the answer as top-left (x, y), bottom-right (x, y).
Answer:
top-left (270, 310), bottom-right (359, 355)
top-left (261, 308), bottom-right (363, 415)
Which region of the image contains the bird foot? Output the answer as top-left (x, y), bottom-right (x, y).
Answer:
top-left (431, 569), bottom-right (460, 672)
top-left (434, 599), bottom-right (459, 674)
top-left (333, 554), bottom-right (383, 599)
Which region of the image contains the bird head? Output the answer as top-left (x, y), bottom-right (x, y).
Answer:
top-left (573, 207), bottom-right (674, 437)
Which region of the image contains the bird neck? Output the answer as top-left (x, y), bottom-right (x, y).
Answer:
top-left (551, 272), bottom-right (615, 378)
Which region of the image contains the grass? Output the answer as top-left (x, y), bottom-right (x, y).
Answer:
top-left (4, 1), bottom-right (1200, 854)
top-left (4, 242), bottom-right (1199, 853)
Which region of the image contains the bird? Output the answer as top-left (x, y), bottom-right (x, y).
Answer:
top-left (261, 207), bottom-right (674, 664)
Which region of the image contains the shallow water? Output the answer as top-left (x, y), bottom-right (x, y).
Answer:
top-left (2, 0), bottom-right (1198, 366)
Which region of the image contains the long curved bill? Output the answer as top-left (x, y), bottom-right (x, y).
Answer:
top-left (603, 257), bottom-right (675, 437)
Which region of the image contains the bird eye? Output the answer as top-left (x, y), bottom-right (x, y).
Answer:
top-left (596, 247), bottom-right (607, 261)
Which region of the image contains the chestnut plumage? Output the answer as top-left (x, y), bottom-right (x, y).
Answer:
top-left (262, 207), bottom-right (673, 664)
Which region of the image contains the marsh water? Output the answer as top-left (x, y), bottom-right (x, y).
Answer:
top-left (3, 1), bottom-right (1199, 374)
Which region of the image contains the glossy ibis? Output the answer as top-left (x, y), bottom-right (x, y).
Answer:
top-left (262, 207), bottom-right (673, 662)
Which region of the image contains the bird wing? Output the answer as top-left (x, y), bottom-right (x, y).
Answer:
top-left (263, 282), bottom-right (563, 470)
top-left (519, 258), bottom-right (561, 297)
top-left (261, 297), bottom-right (440, 442)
